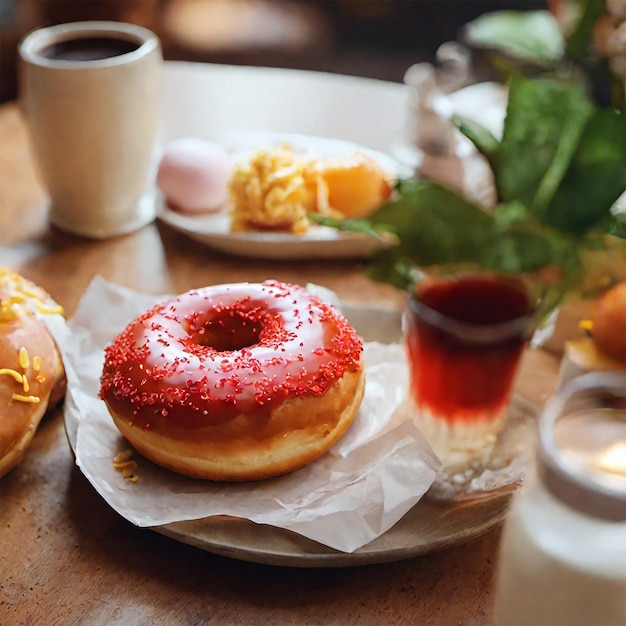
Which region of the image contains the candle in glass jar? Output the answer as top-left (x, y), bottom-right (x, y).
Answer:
top-left (494, 373), bottom-right (626, 626)
top-left (556, 406), bottom-right (626, 493)
top-left (596, 441), bottom-right (626, 476)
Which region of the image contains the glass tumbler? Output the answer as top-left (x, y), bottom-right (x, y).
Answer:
top-left (405, 272), bottom-right (537, 475)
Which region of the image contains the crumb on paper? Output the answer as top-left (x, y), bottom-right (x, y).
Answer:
top-left (113, 449), bottom-right (140, 483)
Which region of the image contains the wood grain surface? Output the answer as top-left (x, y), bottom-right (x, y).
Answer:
top-left (0, 100), bottom-right (567, 626)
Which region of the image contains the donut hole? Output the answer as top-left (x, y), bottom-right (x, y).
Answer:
top-left (188, 309), bottom-right (265, 352)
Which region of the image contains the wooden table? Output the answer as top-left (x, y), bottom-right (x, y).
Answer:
top-left (0, 67), bottom-right (566, 625)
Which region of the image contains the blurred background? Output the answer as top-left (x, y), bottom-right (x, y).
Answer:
top-left (0, 0), bottom-right (546, 103)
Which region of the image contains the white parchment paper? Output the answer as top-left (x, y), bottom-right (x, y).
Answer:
top-left (54, 277), bottom-right (440, 553)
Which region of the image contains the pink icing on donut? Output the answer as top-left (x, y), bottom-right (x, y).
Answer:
top-left (99, 281), bottom-right (363, 429)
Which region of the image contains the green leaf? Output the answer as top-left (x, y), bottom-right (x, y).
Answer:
top-left (608, 212), bottom-right (626, 239)
top-left (497, 76), bottom-right (592, 211)
top-left (366, 181), bottom-right (494, 268)
top-left (309, 213), bottom-right (397, 243)
top-left (565, 0), bottom-right (606, 62)
top-left (463, 10), bottom-right (564, 67)
top-left (545, 108), bottom-right (626, 234)
top-left (365, 250), bottom-right (415, 291)
top-left (451, 115), bottom-right (500, 184)
top-left (494, 200), bottom-right (531, 228)
top-left (530, 95), bottom-right (593, 214)
top-left (483, 218), bottom-right (578, 275)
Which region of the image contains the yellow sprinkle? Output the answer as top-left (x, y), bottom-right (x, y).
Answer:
top-left (33, 356), bottom-right (41, 372)
top-left (113, 450), bottom-right (140, 482)
top-left (0, 368), bottom-right (23, 384)
top-left (19, 347), bottom-right (29, 370)
top-left (34, 301), bottom-right (65, 316)
top-left (0, 268), bottom-right (64, 319)
top-left (22, 376), bottom-right (29, 393)
top-left (12, 393), bottom-right (41, 403)
top-left (22, 287), bottom-right (42, 299)
top-left (579, 320), bottom-right (594, 332)
top-left (113, 450), bottom-right (133, 464)
top-left (113, 460), bottom-right (138, 472)
top-left (35, 375), bottom-right (46, 383)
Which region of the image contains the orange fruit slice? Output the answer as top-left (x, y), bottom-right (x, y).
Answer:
top-left (591, 282), bottom-right (626, 362)
top-left (317, 153), bottom-right (392, 218)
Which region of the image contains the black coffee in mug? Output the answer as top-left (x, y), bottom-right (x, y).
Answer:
top-left (39, 36), bottom-right (139, 61)
top-left (19, 21), bottom-right (162, 238)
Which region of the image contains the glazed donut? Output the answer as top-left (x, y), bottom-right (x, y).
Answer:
top-left (0, 269), bottom-right (66, 479)
top-left (100, 280), bottom-right (365, 481)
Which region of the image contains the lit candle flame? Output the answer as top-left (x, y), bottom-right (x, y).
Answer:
top-left (597, 442), bottom-right (626, 477)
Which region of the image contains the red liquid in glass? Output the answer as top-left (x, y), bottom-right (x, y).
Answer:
top-left (406, 275), bottom-right (532, 422)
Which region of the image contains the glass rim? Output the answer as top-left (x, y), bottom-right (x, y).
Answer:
top-left (407, 289), bottom-right (539, 344)
top-left (538, 371), bottom-right (626, 521)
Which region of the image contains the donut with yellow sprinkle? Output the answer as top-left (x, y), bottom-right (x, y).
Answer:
top-left (0, 269), bottom-right (65, 478)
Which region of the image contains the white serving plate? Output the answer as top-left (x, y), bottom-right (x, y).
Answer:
top-left (156, 131), bottom-right (405, 260)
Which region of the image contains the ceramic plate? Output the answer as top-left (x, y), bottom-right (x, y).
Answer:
top-left (156, 131), bottom-right (406, 260)
top-left (64, 302), bottom-right (535, 567)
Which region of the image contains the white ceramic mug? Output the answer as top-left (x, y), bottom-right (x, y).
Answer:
top-left (19, 21), bottom-right (162, 239)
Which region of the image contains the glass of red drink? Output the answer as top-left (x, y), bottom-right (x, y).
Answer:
top-left (405, 272), bottom-right (538, 475)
